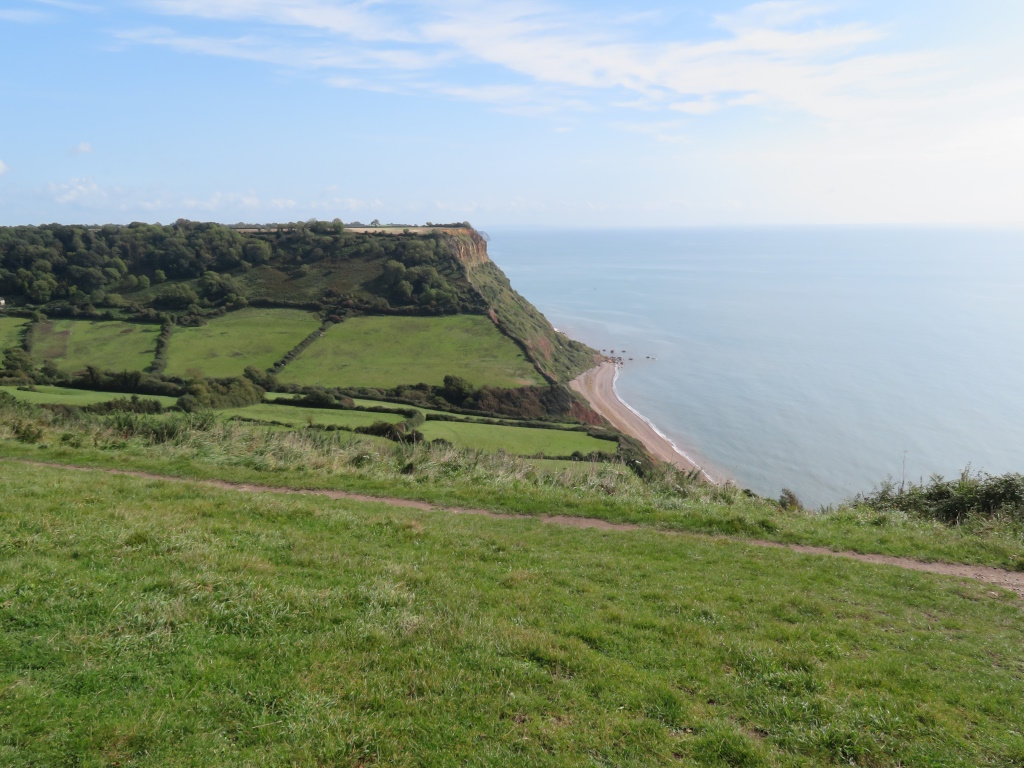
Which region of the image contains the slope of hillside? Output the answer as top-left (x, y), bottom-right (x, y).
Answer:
top-left (444, 229), bottom-right (598, 383)
top-left (0, 221), bottom-right (597, 387)
top-left (2, 458), bottom-right (1023, 767)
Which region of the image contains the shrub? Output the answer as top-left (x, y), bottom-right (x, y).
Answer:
top-left (857, 467), bottom-right (1024, 525)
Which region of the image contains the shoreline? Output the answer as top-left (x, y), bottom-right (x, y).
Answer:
top-left (571, 362), bottom-right (717, 484)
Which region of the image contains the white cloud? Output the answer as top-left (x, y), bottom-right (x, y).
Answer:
top-left (49, 178), bottom-right (107, 205)
top-left (144, 0), bottom-right (413, 43)
top-left (100, 1), bottom-right (1024, 224)
top-left (0, 160), bottom-right (7, 175)
top-left (714, 2), bottom-right (832, 32)
top-left (116, 27), bottom-right (445, 72)
top-left (73, 141), bottom-right (93, 154)
top-left (128, 0), bottom-right (929, 124)
top-left (0, 9), bottom-right (50, 23)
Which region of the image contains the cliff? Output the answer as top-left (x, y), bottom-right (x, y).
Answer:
top-left (443, 228), bottom-right (599, 383)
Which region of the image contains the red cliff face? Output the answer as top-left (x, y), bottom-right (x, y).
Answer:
top-left (441, 229), bottom-right (490, 268)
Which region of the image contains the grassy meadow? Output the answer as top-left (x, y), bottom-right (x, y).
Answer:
top-left (278, 315), bottom-right (543, 389)
top-left (0, 385), bottom-right (178, 408)
top-left (2, 396), bottom-right (1023, 570)
top-left (31, 319), bottom-right (160, 373)
top-left (164, 308), bottom-right (320, 379)
top-left (0, 316), bottom-right (28, 352)
top-left (419, 418), bottom-right (616, 456)
top-left (1, 462), bottom-right (1022, 767)
top-left (219, 402), bottom-right (405, 430)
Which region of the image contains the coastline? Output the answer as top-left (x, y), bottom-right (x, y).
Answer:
top-left (571, 362), bottom-right (717, 483)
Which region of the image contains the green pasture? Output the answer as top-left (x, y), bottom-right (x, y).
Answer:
top-left (218, 402), bottom-right (405, 430)
top-left (420, 419), bottom-right (615, 456)
top-left (278, 315), bottom-right (543, 389)
top-left (0, 385), bottom-right (178, 408)
top-left (31, 319), bottom-right (160, 373)
top-left (528, 458), bottom-right (629, 475)
top-left (164, 308), bottom-right (320, 379)
top-left (0, 316), bottom-right (28, 352)
top-left (2, 463), bottom-right (1022, 767)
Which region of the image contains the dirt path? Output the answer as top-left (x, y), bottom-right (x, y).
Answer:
top-left (4, 458), bottom-right (1023, 598)
top-left (571, 363), bottom-right (715, 482)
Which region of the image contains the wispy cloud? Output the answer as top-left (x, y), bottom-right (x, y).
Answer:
top-left (115, 26), bottom-right (446, 72)
top-left (49, 178), bottom-right (107, 205)
top-left (0, 160), bottom-right (8, 176)
top-left (72, 141), bottom-right (93, 155)
top-left (30, 0), bottom-right (102, 11)
top-left (122, 0), bottom-right (939, 125)
top-left (0, 8), bottom-right (51, 23)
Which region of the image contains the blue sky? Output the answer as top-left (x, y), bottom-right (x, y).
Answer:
top-left (1, 0), bottom-right (1023, 227)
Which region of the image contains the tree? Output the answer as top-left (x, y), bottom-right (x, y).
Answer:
top-left (2, 347), bottom-right (34, 375)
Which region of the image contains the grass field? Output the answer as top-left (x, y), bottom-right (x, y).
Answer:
top-left (164, 309), bottom-right (321, 379)
top-left (219, 402), bottom-right (405, 429)
top-left (529, 458), bottom-right (629, 474)
top-left (2, 462), bottom-right (1022, 766)
top-left (0, 385), bottom-right (178, 408)
top-left (0, 316), bottom-right (28, 352)
top-left (31, 319), bottom-right (160, 373)
top-left (4, 397), bottom-right (1024, 569)
top-left (420, 419), bottom-right (616, 456)
top-left (278, 315), bottom-right (543, 389)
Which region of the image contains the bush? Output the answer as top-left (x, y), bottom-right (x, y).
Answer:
top-left (857, 467), bottom-right (1024, 525)
top-left (182, 376), bottom-right (264, 409)
top-left (354, 420), bottom-right (424, 444)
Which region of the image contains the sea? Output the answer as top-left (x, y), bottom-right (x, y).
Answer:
top-left (484, 228), bottom-right (1024, 508)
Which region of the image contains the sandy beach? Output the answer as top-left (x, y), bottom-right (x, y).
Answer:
top-left (571, 362), bottom-right (716, 483)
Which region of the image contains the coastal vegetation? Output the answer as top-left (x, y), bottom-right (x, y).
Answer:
top-left (2, 221), bottom-right (1023, 766)
top-left (2, 392), bottom-right (1022, 570)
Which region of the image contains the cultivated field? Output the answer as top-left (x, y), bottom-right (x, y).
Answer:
top-left (278, 315), bottom-right (542, 389)
top-left (2, 462), bottom-right (1021, 767)
top-left (0, 317), bottom-right (27, 352)
top-left (420, 419), bottom-right (615, 456)
top-left (0, 385), bottom-right (178, 408)
top-left (164, 308), bottom-right (320, 379)
top-left (219, 402), bottom-right (405, 430)
top-left (31, 319), bottom-right (160, 373)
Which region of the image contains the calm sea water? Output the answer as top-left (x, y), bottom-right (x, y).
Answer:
top-left (485, 228), bottom-right (1024, 508)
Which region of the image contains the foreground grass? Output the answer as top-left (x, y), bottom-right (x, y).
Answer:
top-left (2, 463), bottom-right (1022, 767)
top-left (164, 308), bottom-right (320, 379)
top-left (32, 318), bottom-right (160, 373)
top-left (1, 399), bottom-right (1023, 569)
top-left (278, 315), bottom-right (543, 389)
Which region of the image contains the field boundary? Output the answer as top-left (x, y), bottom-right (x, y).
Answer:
top-left (3, 457), bottom-right (1022, 598)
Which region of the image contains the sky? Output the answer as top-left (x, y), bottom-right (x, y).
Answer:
top-left (1, 0), bottom-right (1023, 227)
